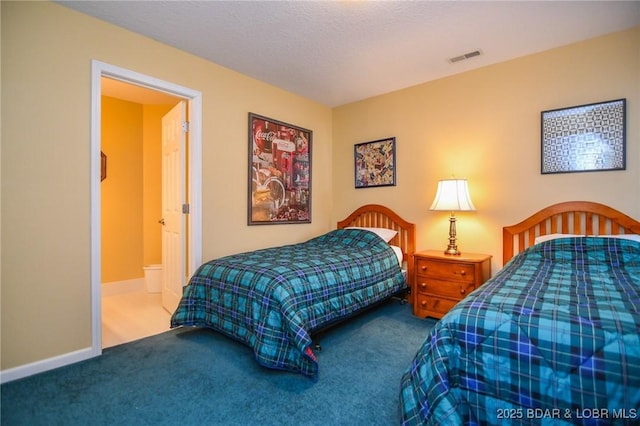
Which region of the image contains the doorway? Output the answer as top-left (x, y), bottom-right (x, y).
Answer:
top-left (100, 80), bottom-right (176, 347)
top-left (90, 60), bottom-right (202, 356)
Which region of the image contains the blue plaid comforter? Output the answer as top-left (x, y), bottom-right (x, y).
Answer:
top-left (400, 237), bottom-right (640, 425)
top-left (171, 228), bottom-right (405, 377)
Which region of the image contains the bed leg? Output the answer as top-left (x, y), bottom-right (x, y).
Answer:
top-left (392, 290), bottom-right (409, 305)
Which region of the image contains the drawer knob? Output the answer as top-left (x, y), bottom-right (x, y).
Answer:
top-left (420, 300), bottom-right (427, 307)
top-left (421, 266), bottom-right (428, 272)
top-left (460, 288), bottom-right (466, 294)
top-left (419, 282), bottom-right (428, 290)
top-left (459, 270), bottom-right (466, 276)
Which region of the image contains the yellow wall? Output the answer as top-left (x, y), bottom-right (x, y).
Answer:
top-left (333, 27), bottom-right (640, 272)
top-left (1, 1), bottom-right (332, 370)
top-left (101, 96), bottom-right (144, 282)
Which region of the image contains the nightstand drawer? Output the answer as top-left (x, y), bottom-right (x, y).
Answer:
top-left (415, 258), bottom-right (475, 282)
top-left (414, 295), bottom-right (458, 318)
top-left (415, 278), bottom-right (474, 299)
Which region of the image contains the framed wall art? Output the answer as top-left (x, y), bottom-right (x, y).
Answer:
top-left (354, 137), bottom-right (396, 188)
top-left (248, 113), bottom-right (312, 225)
top-left (541, 98), bottom-right (626, 174)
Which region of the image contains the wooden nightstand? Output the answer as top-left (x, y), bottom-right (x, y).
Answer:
top-left (413, 250), bottom-right (491, 319)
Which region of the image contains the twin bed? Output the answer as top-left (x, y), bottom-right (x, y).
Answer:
top-left (400, 201), bottom-right (640, 425)
top-left (170, 201), bottom-right (639, 424)
top-left (170, 204), bottom-right (415, 378)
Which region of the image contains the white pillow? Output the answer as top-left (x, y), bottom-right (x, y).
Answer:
top-left (390, 245), bottom-right (404, 266)
top-left (346, 226), bottom-right (398, 243)
top-left (534, 233), bottom-right (583, 244)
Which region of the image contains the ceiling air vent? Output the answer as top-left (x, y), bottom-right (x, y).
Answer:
top-left (448, 50), bottom-right (482, 64)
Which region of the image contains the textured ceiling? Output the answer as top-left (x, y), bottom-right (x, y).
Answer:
top-left (59, 1), bottom-right (640, 107)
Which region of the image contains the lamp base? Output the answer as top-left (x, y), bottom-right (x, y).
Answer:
top-left (443, 213), bottom-right (461, 255)
top-left (444, 246), bottom-right (461, 256)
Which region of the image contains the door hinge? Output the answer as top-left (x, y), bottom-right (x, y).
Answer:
top-left (182, 203), bottom-right (190, 214)
top-left (182, 121), bottom-right (190, 132)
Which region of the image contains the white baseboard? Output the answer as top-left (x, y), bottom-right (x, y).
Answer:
top-left (0, 346), bottom-right (99, 384)
top-left (1, 279), bottom-right (145, 384)
top-left (102, 278), bottom-right (145, 296)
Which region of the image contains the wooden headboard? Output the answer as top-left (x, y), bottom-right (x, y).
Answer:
top-left (337, 204), bottom-right (416, 287)
top-left (503, 201), bottom-right (640, 265)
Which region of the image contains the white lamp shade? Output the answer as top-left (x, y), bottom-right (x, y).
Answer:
top-left (430, 179), bottom-right (476, 211)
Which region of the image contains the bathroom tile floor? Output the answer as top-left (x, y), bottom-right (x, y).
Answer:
top-left (102, 290), bottom-right (172, 348)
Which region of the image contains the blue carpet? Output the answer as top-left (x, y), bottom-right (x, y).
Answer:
top-left (1, 301), bottom-right (436, 425)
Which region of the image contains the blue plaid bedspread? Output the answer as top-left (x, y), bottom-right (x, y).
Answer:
top-left (400, 237), bottom-right (640, 425)
top-left (171, 228), bottom-right (405, 377)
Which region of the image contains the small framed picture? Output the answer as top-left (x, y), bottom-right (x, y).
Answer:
top-left (541, 99), bottom-right (626, 174)
top-left (354, 137), bottom-right (396, 188)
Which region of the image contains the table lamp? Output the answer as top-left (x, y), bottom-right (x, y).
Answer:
top-left (430, 178), bottom-right (475, 255)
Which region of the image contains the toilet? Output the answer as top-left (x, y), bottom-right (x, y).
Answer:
top-left (143, 264), bottom-right (162, 293)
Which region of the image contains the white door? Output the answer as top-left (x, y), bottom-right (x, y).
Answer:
top-left (161, 101), bottom-right (187, 313)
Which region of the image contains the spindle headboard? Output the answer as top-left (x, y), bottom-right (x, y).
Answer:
top-left (502, 201), bottom-right (640, 265)
top-left (337, 204), bottom-right (416, 286)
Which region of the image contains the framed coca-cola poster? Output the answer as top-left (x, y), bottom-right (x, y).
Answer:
top-left (248, 113), bottom-right (312, 225)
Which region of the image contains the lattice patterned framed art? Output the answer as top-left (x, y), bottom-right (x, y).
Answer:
top-left (541, 99), bottom-right (626, 174)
